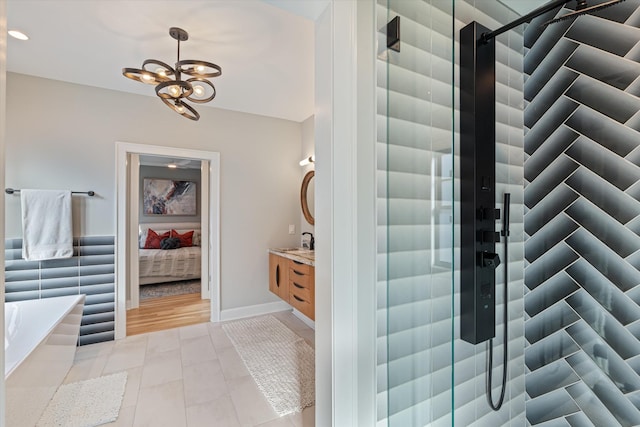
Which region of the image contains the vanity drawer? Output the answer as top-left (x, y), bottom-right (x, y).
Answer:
top-left (289, 268), bottom-right (312, 288)
top-left (289, 260), bottom-right (312, 275)
top-left (289, 280), bottom-right (312, 302)
top-left (289, 292), bottom-right (314, 320)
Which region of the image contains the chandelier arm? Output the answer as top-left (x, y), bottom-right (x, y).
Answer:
top-left (177, 60), bottom-right (222, 78)
top-left (155, 80), bottom-right (193, 99)
top-left (122, 67), bottom-right (168, 85)
top-left (161, 98), bottom-right (199, 121)
top-left (185, 78), bottom-right (216, 103)
top-left (142, 60), bottom-right (175, 79)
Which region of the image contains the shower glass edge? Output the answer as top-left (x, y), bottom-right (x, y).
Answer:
top-left (383, 1), bottom-right (455, 426)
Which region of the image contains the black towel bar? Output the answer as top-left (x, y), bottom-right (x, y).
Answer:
top-left (5, 188), bottom-right (95, 196)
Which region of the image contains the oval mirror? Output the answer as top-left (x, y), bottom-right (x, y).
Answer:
top-left (301, 170), bottom-right (315, 225)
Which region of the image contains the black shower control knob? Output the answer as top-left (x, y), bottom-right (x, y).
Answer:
top-left (481, 252), bottom-right (500, 269)
top-left (481, 231), bottom-right (501, 243)
top-left (478, 208), bottom-right (501, 221)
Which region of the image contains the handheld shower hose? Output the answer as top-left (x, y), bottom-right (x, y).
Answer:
top-left (487, 193), bottom-right (510, 410)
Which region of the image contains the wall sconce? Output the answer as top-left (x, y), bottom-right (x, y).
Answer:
top-left (299, 155), bottom-right (315, 167)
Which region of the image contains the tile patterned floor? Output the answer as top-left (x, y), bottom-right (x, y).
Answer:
top-left (65, 311), bottom-right (315, 427)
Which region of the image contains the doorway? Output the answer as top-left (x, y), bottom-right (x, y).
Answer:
top-left (128, 154), bottom-right (208, 335)
top-left (115, 141), bottom-right (221, 339)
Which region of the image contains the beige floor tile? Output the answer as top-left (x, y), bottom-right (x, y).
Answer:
top-left (140, 349), bottom-right (183, 388)
top-left (288, 406), bottom-right (315, 427)
top-left (103, 404), bottom-right (135, 427)
top-left (271, 312), bottom-right (310, 332)
top-left (183, 359), bottom-right (228, 406)
top-left (133, 380), bottom-right (187, 427)
top-left (121, 367), bottom-right (143, 409)
top-left (179, 323), bottom-right (210, 340)
top-left (186, 396), bottom-right (241, 427)
top-left (209, 323), bottom-right (235, 350)
top-left (74, 341), bottom-right (115, 361)
top-left (68, 310), bottom-right (316, 427)
top-left (117, 333), bottom-right (149, 348)
top-left (255, 416), bottom-right (297, 427)
top-left (103, 343), bottom-right (148, 374)
top-left (180, 334), bottom-right (218, 367)
top-left (146, 328), bottom-right (181, 356)
top-left (63, 354), bottom-right (109, 383)
top-left (217, 346), bottom-right (251, 381)
top-left (228, 375), bottom-right (279, 427)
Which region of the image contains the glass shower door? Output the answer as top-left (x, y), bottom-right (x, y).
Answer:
top-left (380, 1), bottom-right (527, 426)
top-left (379, 1), bottom-right (455, 425)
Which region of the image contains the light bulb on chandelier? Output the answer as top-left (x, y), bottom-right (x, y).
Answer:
top-left (195, 85), bottom-right (204, 96)
top-left (122, 27), bottom-right (222, 121)
top-left (169, 85), bottom-right (181, 97)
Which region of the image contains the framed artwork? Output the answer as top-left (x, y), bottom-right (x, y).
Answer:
top-left (143, 178), bottom-right (197, 215)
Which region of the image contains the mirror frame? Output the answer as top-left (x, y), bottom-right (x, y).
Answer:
top-left (301, 170), bottom-right (315, 225)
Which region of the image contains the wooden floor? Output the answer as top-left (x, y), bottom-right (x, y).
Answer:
top-left (126, 293), bottom-right (211, 336)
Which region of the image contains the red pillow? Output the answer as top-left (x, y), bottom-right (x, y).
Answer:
top-left (144, 229), bottom-right (170, 249)
top-left (171, 229), bottom-right (194, 247)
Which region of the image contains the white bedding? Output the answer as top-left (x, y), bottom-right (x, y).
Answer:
top-left (139, 246), bottom-right (201, 279)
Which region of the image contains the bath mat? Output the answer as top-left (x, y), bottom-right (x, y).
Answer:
top-left (222, 315), bottom-right (315, 416)
top-left (37, 371), bottom-right (127, 427)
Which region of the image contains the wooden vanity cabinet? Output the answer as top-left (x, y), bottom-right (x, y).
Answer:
top-left (269, 253), bottom-right (290, 300)
top-left (269, 253), bottom-right (315, 320)
top-left (288, 260), bottom-right (315, 320)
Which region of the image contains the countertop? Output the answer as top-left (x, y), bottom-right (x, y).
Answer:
top-left (269, 248), bottom-right (315, 266)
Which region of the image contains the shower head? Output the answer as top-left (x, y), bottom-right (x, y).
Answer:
top-left (543, 0), bottom-right (626, 26)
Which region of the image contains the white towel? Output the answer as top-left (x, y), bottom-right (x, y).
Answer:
top-left (21, 189), bottom-right (73, 261)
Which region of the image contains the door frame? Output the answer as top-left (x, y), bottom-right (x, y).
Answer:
top-left (115, 141), bottom-right (221, 339)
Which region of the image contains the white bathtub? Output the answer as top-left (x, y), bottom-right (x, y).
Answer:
top-left (5, 294), bottom-right (85, 427)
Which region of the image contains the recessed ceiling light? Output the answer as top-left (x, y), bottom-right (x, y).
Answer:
top-left (167, 164), bottom-right (177, 169)
top-left (8, 30), bottom-right (29, 41)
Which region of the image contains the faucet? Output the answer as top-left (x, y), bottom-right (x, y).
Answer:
top-left (302, 232), bottom-right (314, 250)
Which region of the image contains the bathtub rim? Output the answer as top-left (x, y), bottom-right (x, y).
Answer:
top-left (5, 294), bottom-right (86, 378)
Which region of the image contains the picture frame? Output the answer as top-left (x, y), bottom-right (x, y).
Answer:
top-left (143, 178), bottom-right (197, 215)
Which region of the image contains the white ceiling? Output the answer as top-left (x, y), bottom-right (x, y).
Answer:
top-left (6, 0), bottom-right (325, 123)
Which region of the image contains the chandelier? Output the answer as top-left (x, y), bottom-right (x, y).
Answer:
top-left (122, 27), bottom-right (221, 121)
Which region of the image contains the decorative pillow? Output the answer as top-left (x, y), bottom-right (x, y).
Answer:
top-left (139, 231), bottom-right (145, 249)
top-left (144, 229), bottom-right (170, 249)
top-left (192, 230), bottom-right (201, 246)
top-left (160, 237), bottom-right (181, 250)
top-left (171, 229), bottom-right (194, 247)
top-left (139, 228), bottom-right (148, 249)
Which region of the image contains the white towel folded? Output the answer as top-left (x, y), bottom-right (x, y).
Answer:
top-left (21, 189), bottom-right (73, 261)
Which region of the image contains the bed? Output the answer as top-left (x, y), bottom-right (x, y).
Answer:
top-left (138, 222), bottom-right (202, 285)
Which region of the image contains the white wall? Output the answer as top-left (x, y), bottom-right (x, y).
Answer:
top-left (5, 73), bottom-right (302, 310)
top-left (0, 1), bottom-right (6, 425)
top-left (314, 5), bottom-right (332, 426)
top-left (300, 114), bottom-right (315, 240)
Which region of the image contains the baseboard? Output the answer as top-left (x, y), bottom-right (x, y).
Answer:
top-left (220, 300), bottom-right (292, 321)
top-left (292, 309), bottom-right (315, 330)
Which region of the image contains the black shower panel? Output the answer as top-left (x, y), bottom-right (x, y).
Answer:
top-left (460, 21), bottom-right (501, 344)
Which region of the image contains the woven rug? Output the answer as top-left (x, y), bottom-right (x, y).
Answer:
top-left (140, 279), bottom-right (200, 300)
top-left (37, 372), bottom-right (127, 427)
top-left (222, 315), bottom-right (315, 416)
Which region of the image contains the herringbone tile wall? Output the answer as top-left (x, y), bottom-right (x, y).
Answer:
top-left (523, 1), bottom-right (640, 425)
